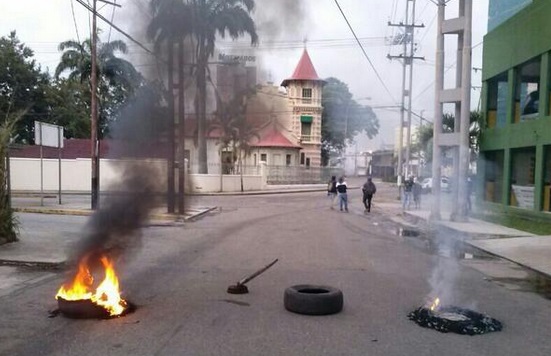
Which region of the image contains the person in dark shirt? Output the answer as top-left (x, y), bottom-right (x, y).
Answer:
top-left (336, 176), bottom-right (348, 212)
top-left (403, 175), bottom-right (414, 210)
top-left (412, 177), bottom-right (422, 209)
top-left (327, 176), bottom-right (338, 209)
top-left (362, 177), bottom-right (377, 212)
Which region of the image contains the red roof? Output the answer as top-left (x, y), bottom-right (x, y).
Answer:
top-left (251, 130), bottom-right (301, 149)
top-left (9, 139), bottom-right (169, 159)
top-left (281, 49), bottom-right (324, 87)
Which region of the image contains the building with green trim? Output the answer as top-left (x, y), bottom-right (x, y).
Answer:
top-left (480, 0), bottom-right (551, 217)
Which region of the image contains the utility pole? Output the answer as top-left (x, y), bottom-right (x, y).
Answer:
top-left (177, 39), bottom-right (186, 215)
top-left (388, 0), bottom-right (424, 185)
top-left (89, 0), bottom-right (121, 210)
top-left (90, 0), bottom-right (99, 210)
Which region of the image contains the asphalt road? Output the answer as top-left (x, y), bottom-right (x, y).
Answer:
top-left (1, 190), bottom-right (551, 355)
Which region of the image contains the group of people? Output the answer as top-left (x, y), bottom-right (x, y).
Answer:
top-left (327, 176), bottom-right (377, 213)
top-left (402, 175), bottom-right (422, 210)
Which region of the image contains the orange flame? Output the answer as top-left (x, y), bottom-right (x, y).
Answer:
top-left (56, 255), bottom-right (128, 316)
top-left (429, 297), bottom-right (440, 311)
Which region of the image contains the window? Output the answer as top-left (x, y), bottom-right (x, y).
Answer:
top-left (511, 147), bottom-right (536, 209)
top-left (487, 72), bottom-right (508, 128)
top-left (515, 57), bottom-right (541, 122)
top-left (286, 154), bottom-right (291, 166)
top-left (484, 150), bottom-right (504, 203)
top-left (306, 158), bottom-right (311, 167)
top-left (260, 153), bottom-right (267, 162)
top-left (253, 154), bottom-right (257, 166)
top-left (302, 88), bottom-right (312, 103)
top-left (301, 116), bottom-right (312, 142)
top-left (300, 153), bottom-right (305, 165)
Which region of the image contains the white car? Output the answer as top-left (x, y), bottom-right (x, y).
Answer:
top-left (420, 177), bottom-right (450, 193)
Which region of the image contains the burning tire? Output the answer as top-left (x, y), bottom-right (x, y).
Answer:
top-left (408, 305), bottom-right (503, 335)
top-left (284, 285), bottom-right (343, 315)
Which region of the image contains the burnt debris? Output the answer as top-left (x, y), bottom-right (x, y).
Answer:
top-left (408, 305), bottom-right (503, 335)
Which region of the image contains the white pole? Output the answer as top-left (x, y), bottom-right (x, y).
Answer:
top-left (58, 127), bottom-right (62, 205)
top-left (431, 0), bottom-right (445, 221)
top-left (39, 122), bottom-right (44, 207)
top-left (457, 0), bottom-right (473, 220)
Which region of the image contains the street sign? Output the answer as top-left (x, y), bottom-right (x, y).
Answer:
top-left (34, 121), bottom-right (64, 148)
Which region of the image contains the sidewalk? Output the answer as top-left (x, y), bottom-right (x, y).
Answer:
top-left (4, 180), bottom-right (551, 280)
top-left (400, 193), bottom-right (551, 279)
top-left (1, 194), bottom-right (217, 268)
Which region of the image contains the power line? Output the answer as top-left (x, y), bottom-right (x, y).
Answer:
top-left (333, 0), bottom-right (399, 105)
top-left (70, 0), bottom-right (81, 44)
top-left (107, 0), bottom-right (118, 43)
top-left (74, 0), bottom-right (155, 56)
top-left (413, 40), bottom-right (483, 102)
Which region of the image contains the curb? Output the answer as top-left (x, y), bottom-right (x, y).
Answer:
top-left (13, 206), bottom-right (217, 221)
top-left (14, 207), bottom-right (93, 216)
top-left (0, 259), bottom-right (66, 270)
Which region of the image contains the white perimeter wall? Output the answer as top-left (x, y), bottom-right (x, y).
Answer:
top-left (10, 158), bottom-right (265, 193)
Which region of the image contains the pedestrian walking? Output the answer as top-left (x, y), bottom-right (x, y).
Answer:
top-left (403, 175), bottom-right (414, 210)
top-left (327, 175), bottom-right (338, 209)
top-left (362, 176), bottom-right (377, 213)
top-left (336, 176), bottom-right (348, 212)
top-left (467, 176), bottom-right (473, 212)
top-left (412, 177), bottom-right (422, 209)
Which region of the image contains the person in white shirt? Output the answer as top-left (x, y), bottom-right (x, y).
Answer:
top-left (336, 176), bottom-right (348, 212)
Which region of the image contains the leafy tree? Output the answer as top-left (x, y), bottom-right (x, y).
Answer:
top-left (149, 0), bottom-right (259, 174)
top-left (413, 111), bottom-right (481, 169)
top-left (192, 0), bottom-right (258, 174)
top-left (0, 112), bottom-right (21, 243)
top-left (0, 31), bottom-right (51, 143)
top-left (55, 37), bottom-right (142, 137)
top-left (45, 79), bottom-right (90, 138)
top-left (321, 77), bottom-right (379, 166)
top-left (211, 88), bottom-right (260, 191)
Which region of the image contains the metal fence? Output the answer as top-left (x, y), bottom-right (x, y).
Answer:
top-left (266, 165), bottom-right (343, 185)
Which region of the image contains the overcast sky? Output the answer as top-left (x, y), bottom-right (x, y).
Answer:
top-left (1, 0), bottom-right (489, 152)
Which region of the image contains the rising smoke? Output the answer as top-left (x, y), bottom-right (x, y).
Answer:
top-left (72, 84), bottom-right (166, 266)
top-left (427, 228), bottom-right (463, 306)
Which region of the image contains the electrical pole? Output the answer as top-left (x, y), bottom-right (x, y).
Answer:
top-left (88, 0), bottom-right (121, 210)
top-left (91, 0), bottom-right (99, 210)
top-left (177, 39), bottom-right (186, 215)
top-left (388, 0), bottom-right (424, 185)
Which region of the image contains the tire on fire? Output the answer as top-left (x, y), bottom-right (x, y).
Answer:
top-left (284, 284), bottom-right (343, 315)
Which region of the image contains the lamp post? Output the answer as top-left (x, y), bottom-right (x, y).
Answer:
top-left (344, 97), bottom-right (371, 176)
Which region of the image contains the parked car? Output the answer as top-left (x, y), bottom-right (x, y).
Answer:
top-left (420, 177), bottom-right (450, 193)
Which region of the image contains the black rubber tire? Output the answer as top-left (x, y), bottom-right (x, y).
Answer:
top-left (284, 284), bottom-right (343, 315)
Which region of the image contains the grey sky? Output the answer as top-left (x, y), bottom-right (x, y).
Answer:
top-left (1, 0), bottom-right (489, 151)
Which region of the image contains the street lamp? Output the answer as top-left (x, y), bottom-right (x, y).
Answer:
top-left (345, 97), bottom-right (371, 176)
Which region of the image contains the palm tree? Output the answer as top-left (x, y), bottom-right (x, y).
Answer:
top-left (191, 0), bottom-right (259, 174)
top-left (55, 38), bottom-right (141, 136)
top-left (148, 0), bottom-right (194, 213)
top-left (0, 111), bottom-right (22, 243)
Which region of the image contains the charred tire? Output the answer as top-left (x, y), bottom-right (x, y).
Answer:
top-left (284, 284), bottom-right (343, 315)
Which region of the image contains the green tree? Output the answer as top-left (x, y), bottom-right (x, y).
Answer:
top-left (0, 112), bottom-right (21, 243)
top-left (45, 79), bottom-right (90, 138)
top-left (0, 31), bottom-right (50, 143)
top-left (55, 37), bottom-right (142, 137)
top-left (211, 88), bottom-right (259, 191)
top-left (149, 0), bottom-right (259, 174)
top-left (321, 77), bottom-right (379, 166)
top-left (413, 111), bottom-right (481, 169)
top-left (191, 0), bottom-right (258, 174)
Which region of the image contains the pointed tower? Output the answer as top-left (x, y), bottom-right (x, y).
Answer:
top-left (281, 49), bottom-right (325, 168)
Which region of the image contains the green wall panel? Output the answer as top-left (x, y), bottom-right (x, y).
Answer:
top-left (483, 0), bottom-right (551, 80)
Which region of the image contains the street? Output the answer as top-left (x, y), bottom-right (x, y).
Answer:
top-left (1, 187), bottom-right (551, 355)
